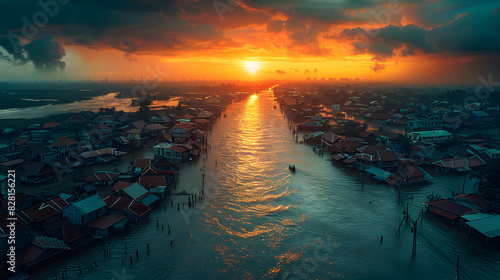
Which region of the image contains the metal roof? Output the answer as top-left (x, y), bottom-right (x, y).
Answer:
top-left (71, 194), bottom-right (107, 214)
top-left (410, 130), bottom-right (452, 137)
top-left (141, 193), bottom-right (159, 206)
top-left (365, 167), bottom-right (391, 181)
top-left (123, 183), bottom-right (148, 200)
top-left (461, 213), bottom-right (492, 222)
top-left (466, 215), bottom-right (500, 238)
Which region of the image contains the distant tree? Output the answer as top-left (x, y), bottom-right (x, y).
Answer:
top-left (137, 99), bottom-right (153, 119)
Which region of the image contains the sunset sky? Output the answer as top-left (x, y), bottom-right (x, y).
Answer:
top-left (0, 0), bottom-right (499, 84)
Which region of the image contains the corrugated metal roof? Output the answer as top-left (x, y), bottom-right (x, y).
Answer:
top-left (466, 215), bottom-right (500, 238)
top-left (59, 193), bottom-right (73, 201)
top-left (72, 194), bottom-right (106, 214)
top-left (461, 213), bottom-right (492, 222)
top-left (365, 167), bottom-right (391, 181)
top-left (32, 236), bottom-right (70, 250)
top-left (123, 183), bottom-right (148, 200)
top-left (141, 193), bottom-right (159, 206)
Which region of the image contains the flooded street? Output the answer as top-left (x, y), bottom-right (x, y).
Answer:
top-left (33, 88), bottom-right (500, 280)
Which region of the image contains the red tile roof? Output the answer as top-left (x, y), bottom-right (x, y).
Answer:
top-left (66, 113), bottom-right (87, 123)
top-left (43, 121), bottom-right (61, 129)
top-left (85, 171), bottom-right (120, 182)
top-left (172, 123), bottom-right (194, 132)
top-left (425, 200), bottom-right (475, 217)
top-left (169, 145), bottom-right (187, 153)
top-left (112, 181), bottom-right (134, 191)
top-left (134, 159), bottom-right (152, 168)
top-left (376, 150), bottom-right (402, 162)
top-left (141, 165), bottom-right (159, 175)
top-left (85, 213), bottom-right (126, 229)
top-left (128, 201), bottom-right (151, 218)
top-left (139, 175), bottom-right (167, 188)
top-left (101, 195), bottom-right (133, 211)
top-left (44, 218), bottom-right (89, 245)
top-left (465, 194), bottom-right (492, 210)
top-left (50, 137), bottom-right (80, 147)
top-left (43, 196), bottom-right (69, 211)
top-left (16, 203), bottom-right (60, 225)
top-left (357, 145), bottom-right (388, 155)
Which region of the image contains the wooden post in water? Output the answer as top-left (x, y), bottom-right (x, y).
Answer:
top-left (456, 255), bottom-right (460, 280)
top-left (411, 221), bottom-right (417, 257)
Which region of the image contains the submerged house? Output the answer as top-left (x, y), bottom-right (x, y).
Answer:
top-left (49, 137), bottom-right (81, 155)
top-left (425, 199), bottom-right (476, 224)
top-left (85, 171), bottom-right (120, 186)
top-left (303, 131), bottom-right (325, 146)
top-left (386, 164), bottom-right (428, 186)
top-left (408, 130), bottom-right (453, 142)
top-left (79, 148), bottom-right (127, 165)
top-left (62, 194), bottom-right (126, 238)
top-left (17, 236), bottom-right (70, 271)
top-left (114, 182), bottom-right (160, 207)
top-left (100, 195), bottom-right (152, 223)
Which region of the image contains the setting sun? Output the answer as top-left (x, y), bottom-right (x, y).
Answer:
top-left (245, 61), bottom-right (260, 74)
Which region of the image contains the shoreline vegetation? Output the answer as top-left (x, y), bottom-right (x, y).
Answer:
top-left (0, 81), bottom-right (275, 130)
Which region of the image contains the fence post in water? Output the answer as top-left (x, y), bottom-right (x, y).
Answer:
top-left (456, 255), bottom-right (460, 280)
top-left (136, 249), bottom-right (139, 259)
top-left (147, 243), bottom-right (150, 255)
top-left (125, 242), bottom-right (127, 254)
top-left (130, 256), bottom-right (133, 265)
top-left (411, 221), bottom-right (417, 257)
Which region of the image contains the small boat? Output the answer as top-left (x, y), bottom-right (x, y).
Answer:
top-left (223, 113), bottom-right (227, 117)
top-left (289, 164), bottom-right (296, 172)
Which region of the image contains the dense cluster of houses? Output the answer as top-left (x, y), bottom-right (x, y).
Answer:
top-left (424, 193), bottom-right (500, 246)
top-left (0, 106), bottom-right (216, 186)
top-left (274, 84), bottom-right (500, 246)
top-left (274, 86), bottom-right (500, 185)
top-left (0, 101), bottom-right (223, 275)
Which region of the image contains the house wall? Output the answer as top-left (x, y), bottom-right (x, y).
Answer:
top-left (63, 206), bottom-right (106, 225)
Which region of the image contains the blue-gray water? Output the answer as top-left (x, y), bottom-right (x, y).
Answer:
top-left (33, 89), bottom-right (500, 280)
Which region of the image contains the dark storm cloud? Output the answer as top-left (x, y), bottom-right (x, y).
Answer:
top-left (0, 0), bottom-right (498, 73)
top-left (266, 20), bottom-right (284, 33)
top-left (0, 36), bottom-right (27, 64)
top-left (370, 63), bottom-right (385, 73)
top-left (24, 35), bottom-right (65, 71)
top-left (338, 9), bottom-right (500, 64)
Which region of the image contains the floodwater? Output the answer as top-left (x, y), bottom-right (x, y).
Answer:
top-left (0, 93), bottom-right (181, 119)
top-left (32, 88), bottom-right (500, 280)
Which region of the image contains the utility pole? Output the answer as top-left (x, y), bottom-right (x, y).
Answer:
top-left (411, 220), bottom-right (417, 257)
top-left (396, 204), bottom-right (423, 257)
